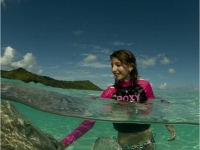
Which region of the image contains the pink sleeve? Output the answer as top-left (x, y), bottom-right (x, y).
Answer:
top-left (101, 86), bottom-right (116, 98)
top-left (61, 120), bottom-right (95, 146)
top-left (61, 86), bottom-right (116, 146)
top-left (137, 80), bottom-right (155, 99)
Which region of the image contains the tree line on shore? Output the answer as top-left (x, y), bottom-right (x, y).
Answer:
top-left (1, 68), bottom-right (102, 91)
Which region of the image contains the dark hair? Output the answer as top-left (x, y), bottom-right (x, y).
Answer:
top-left (110, 49), bottom-right (139, 85)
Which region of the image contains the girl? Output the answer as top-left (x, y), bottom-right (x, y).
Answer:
top-left (59, 50), bottom-right (176, 150)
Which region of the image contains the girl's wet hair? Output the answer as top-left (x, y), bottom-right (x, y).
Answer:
top-left (110, 50), bottom-right (139, 85)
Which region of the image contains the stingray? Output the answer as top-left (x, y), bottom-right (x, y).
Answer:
top-left (1, 101), bottom-right (65, 150)
top-left (1, 82), bottom-right (199, 125)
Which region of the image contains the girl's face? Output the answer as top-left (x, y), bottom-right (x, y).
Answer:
top-left (111, 57), bottom-right (133, 81)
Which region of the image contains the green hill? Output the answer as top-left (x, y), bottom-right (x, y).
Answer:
top-left (1, 68), bottom-right (102, 91)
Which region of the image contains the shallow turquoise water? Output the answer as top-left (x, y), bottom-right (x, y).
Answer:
top-left (1, 78), bottom-right (200, 150)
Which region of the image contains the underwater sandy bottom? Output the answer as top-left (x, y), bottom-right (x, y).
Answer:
top-left (11, 101), bottom-right (199, 150)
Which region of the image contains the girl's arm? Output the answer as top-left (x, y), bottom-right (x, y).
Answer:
top-left (60, 86), bottom-right (115, 148)
top-left (61, 120), bottom-right (95, 148)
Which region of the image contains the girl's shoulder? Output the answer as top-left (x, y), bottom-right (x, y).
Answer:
top-left (136, 79), bottom-right (155, 99)
top-left (101, 85), bottom-right (116, 98)
top-left (136, 79), bottom-right (151, 86)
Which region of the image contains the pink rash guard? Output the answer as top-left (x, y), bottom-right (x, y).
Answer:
top-left (61, 79), bottom-right (154, 146)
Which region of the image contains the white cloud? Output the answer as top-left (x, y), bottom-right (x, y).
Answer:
top-left (127, 43), bottom-right (134, 46)
top-left (99, 49), bottom-right (110, 54)
top-left (90, 45), bottom-right (110, 54)
top-left (111, 41), bottom-right (133, 46)
top-left (159, 83), bottom-right (167, 89)
top-left (79, 71), bottom-right (90, 75)
top-left (157, 53), bottom-right (165, 58)
top-left (160, 56), bottom-right (172, 65)
top-left (36, 68), bottom-right (43, 74)
top-left (11, 53), bottom-right (35, 68)
top-left (139, 54), bottom-right (172, 68)
top-left (112, 41), bottom-right (124, 46)
top-left (72, 30), bottom-right (83, 35)
top-left (107, 83), bottom-right (114, 86)
top-left (73, 43), bottom-right (87, 49)
top-left (0, 46), bottom-right (43, 74)
top-left (83, 54), bottom-right (97, 62)
top-left (141, 58), bottom-right (156, 68)
top-left (81, 62), bottom-right (110, 68)
top-left (92, 45), bottom-right (101, 50)
top-left (168, 68), bottom-right (176, 73)
top-left (51, 65), bottom-right (60, 73)
top-left (0, 46), bottom-right (15, 65)
top-left (54, 65), bottom-right (59, 69)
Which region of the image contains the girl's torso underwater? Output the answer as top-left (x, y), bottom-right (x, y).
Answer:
top-left (118, 127), bottom-right (154, 150)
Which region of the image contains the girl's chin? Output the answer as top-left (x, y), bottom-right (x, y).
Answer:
top-left (115, 77), bottom-right (121, 80)
top-left (115, 78), bottom-right (124, 81)
top-left (115, 77), bottom-right (129, 82)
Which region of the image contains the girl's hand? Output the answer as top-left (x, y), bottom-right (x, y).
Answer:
top-left (46, 134), bottom-right (68, 150)
top-left (56, 143), bottom-right (68, 150)
top-left (165, 125), bottom-right (177, 141)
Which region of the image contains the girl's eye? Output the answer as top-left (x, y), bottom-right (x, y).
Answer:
top-left (111, 63), bottom-right (122, 67)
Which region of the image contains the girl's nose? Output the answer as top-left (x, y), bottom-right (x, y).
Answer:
top-left (112, 65), bottom-right (117, 72)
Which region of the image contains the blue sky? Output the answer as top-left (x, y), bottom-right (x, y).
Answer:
top-left (1, 0), bottom-right (199, 90)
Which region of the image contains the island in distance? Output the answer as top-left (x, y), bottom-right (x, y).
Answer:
top-left (1, 67), bottom-right (103, 91)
